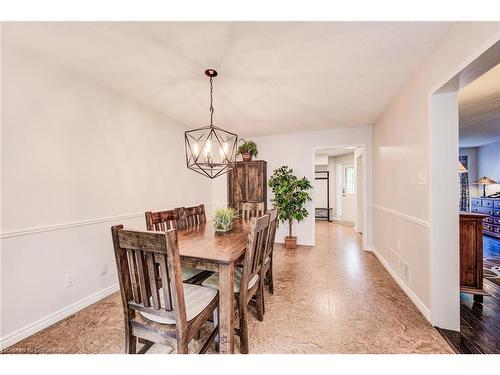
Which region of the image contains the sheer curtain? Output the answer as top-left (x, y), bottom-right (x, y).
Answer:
top-left (459, 155), bottom-right (469, 211)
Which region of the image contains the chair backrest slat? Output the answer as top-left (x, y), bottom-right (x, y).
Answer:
top-left (264, 208), bottom-right (279, 260)
top-left (126, 249), bottom-right (141, 304)
top-left (134, 250), bottom-right (150, 307)
top-left (111, 225), bottom-right (186, 325)
top-left (241, 214), bottom-right (270, 298)
top-left (146, 252), bottom-right (160, 309)
top-left (240, 202), bottom-right (265, 220)
top-left (177, 204), bottom-right (206, 229)
top-left (145, 209), bottom-right (179, 232)
top-left (157, 254), bottom-right (173, 310)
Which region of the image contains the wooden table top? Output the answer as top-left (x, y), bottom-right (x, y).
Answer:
top-left (177, 219), bottom-right (249, 264)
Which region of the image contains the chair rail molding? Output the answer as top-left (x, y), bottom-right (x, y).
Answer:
top-left (0, 203), bottom-right (218, 239)
top-left (370, 204), bottom-right (430, 228)
top-left (0, 213), bottom-right (144, 239)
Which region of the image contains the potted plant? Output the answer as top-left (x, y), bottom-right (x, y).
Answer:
top-left (237, 140), bottom-right (258, 162)
top-left (213, 207), bottom-right (238, 232)
top-left (268, 166), bottom-right (312, 249)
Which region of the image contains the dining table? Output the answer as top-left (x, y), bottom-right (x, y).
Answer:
top-left (176, 219), bottom-right (250, 354)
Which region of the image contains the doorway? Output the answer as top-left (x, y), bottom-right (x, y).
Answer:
top-left (314, 147), bottom-right (364, 229)
top-left (431, 41), bottom-right (500, 353)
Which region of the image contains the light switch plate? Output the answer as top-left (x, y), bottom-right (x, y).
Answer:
top-left (417, 170), bottom-right (427, 185)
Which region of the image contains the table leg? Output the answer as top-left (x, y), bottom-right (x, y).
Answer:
top-left (218, 262), bottom-right (235, 354)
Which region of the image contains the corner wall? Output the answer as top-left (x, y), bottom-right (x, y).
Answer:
top-left (372, 22), bottom-right (500, 328)
top-left (213, 126), bottom-right (373, 248)
top-left (0, 29), bottom-right (213, 348)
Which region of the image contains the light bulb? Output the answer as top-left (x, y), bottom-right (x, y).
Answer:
top-left (192, 142), bottom-right (200, 157)
top-left (204, 140), bottom-right (212, 155)
top-left (219, 142), bottom-right (229, 159)
top-left (204, 140), bottom-right (212, 163)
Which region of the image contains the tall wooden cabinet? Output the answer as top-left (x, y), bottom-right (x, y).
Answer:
top-left (227, 160), bottom-right (267, 211)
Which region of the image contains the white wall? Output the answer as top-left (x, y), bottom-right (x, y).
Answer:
top-left (0, 33), bottom-right (213, 347)
top-left (314, 154), bottom-right (328, 166)
top-left (478, 140), bottom-right (500, 195)
top-left (213, 126), bottom-right (373, 248)
top-left (459, 147), bottom-right (479, 198)
top-left (372, 22), bottom-right (500, 329)
top-left (355, 148), bottom-right (364, 233)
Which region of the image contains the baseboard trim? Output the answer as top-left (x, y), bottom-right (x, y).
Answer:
top-left (0, 283), bottom-right (119, 350)
top-left (372, 249), bottom-right (431, 322)
top-left (371, 204), bottom-right (429, 228)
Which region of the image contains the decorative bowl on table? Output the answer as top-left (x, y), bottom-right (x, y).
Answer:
top-left (213, 207), bottom-right (238, 233)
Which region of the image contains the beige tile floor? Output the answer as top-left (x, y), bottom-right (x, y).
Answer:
top-left (3, 221), bottom-right (453, 354)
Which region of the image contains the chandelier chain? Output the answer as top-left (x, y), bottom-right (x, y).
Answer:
top-left (209, 76), bottom-right (214, 126)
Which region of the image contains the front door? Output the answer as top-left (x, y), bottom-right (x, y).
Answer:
top-left (341, 163), bottom-right (355, 222)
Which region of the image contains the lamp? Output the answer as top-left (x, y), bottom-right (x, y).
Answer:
top-left (473, 176), bottom-right (497, 197)
top-left (184, 69), bottom-right (238, 179)
top-left (458, 161), bottom-right (468, 173)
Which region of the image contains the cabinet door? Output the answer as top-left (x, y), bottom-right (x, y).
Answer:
top-left (460, 219), bottom-right (478, 287)
top-left (231, 163), bottom-right (246, 207)
top-left (246, 163), bottom-right (264, 203)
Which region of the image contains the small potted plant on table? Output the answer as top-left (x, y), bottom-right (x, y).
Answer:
top-left (268, 166), bottom-right (312, 249)
top-left (213, 207), bottom-right (238, 232)
top-left (237, 140), bottom-right (258, 162)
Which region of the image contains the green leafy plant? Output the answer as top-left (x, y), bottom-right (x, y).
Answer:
top-left (268, 166), bottom-right (312, 238)
top-left (213, 207), bottom-right (238, 231)
top-left (237, 140), bottom-right (258, 157)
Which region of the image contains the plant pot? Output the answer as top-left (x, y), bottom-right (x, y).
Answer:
top-left (242, 152), bottom-right (252, 162)
top-left (214, 223), bottom-right (232, 233)
top-left (285, 236), bottom-right (297, 250)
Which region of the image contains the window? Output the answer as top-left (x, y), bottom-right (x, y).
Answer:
top-left (344, 166), bottom-right (355, 194)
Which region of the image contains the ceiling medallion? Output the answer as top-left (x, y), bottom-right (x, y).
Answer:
top-left (184, 69), bottom-right (238, 179)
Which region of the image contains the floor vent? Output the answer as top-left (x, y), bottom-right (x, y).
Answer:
top-left (388, 247), bottom-right (410, 286)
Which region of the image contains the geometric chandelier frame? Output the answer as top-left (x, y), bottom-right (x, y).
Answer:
top-left (184, 69), bottom-right (238, 179)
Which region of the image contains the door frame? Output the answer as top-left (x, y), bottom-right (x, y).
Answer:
top-left (429, 40), bottom-right (499, 331)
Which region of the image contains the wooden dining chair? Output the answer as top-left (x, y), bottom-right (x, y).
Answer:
top-left (239, 202), bottom-right (265, 220)
top-left (145, 209), bottom-right (180, 231)
top-left (177, 204), bottom-right (206, 229)
top-left (262, 208), bottom-right (278, 296)
top-left (145, 209), bottom-right (207, 283)
top-left (111, 225), bottom-right (219, 354)
top-left (202, 214), bottom-right (270, 353)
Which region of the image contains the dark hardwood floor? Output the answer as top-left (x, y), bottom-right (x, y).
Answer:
top-left (438, 235), bottom-right (500, 354)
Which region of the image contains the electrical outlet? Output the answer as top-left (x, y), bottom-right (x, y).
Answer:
top-left (100, 264), bottom-right (108, 276)
top-left (417, 170), bottom-right (427, 185)
top-left (65, 273), bottom-right (75, 288)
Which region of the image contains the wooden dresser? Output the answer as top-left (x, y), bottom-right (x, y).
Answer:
top-left (471, 197), bottom-right (500, 238)
top-left (460, 212), bottom-right (489, 301)
top-left (227, 160), bottom-right (267, 211)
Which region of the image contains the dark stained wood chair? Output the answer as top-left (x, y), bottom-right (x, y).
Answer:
top-left (262, 208), bottom-right (278, 297)
top-left (145, 209), bottom-right (206, 283)
top-left (175, 204), bottom-right (206, 229)
top-left (202, 214), bottom-right (270, 353)
top-left (239, 202), bottom-right (265, 220)
top-left (111, 225), bottom-right (219, 354)
top-left (145, 209), bottom-right (180, 231)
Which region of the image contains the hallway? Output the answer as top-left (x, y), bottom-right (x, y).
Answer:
top-left (4, 222), bottom-right (452, 354)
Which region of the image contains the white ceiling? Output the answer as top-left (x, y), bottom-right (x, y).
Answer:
top-left (459, 64), bottom-right (500, 148)
top-left (3, 22), bottom-right (452, 137)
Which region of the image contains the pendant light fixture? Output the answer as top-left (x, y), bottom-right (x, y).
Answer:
top-left (184, 69), bottom-right (238, 179)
